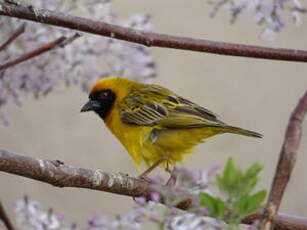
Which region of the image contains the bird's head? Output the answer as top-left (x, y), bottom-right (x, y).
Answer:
top-left (80, 78), bottom-right (117, 119)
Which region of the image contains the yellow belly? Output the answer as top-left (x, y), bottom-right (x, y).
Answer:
top-left (104, 108), bottom-right (220, 170)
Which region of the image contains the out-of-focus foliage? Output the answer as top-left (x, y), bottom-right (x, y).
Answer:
top-left (199, 158), bottom-right (266, 228)
top-left (0, 0), bottom-right (156, 125)
top-left (206, 0), bottom-right (306, 41)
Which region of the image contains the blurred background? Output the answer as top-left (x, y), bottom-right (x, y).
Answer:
top-left (1, 0), bottom-right (307, 225)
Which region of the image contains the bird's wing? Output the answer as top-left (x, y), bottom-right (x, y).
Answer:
top-left (119, 85), bottom-right (224, 128)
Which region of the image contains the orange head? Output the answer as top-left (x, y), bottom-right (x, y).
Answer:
top-left (80, 77), bottom-right (138, 119)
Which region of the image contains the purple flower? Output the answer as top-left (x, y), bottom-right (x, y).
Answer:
top-left (206, 0), bottom-right (306, 40)
top-left (168, 213), bottom-right (224, 230)
top-left (150, 192), bottom-right (160, 202)
top-left (14, 197), bottom-right (63, 230)
top-left (134, 196), bottom-right (146, 205)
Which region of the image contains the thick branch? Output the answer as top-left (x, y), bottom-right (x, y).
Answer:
top-left (245, 213), bottom-right (307, 230)
top-left (1, 2), bottom-right (307, 62)
top-left (261, 91), bottom-right (307, 230)
top-left (1, 149), bottom-right (307, 230)
top-left (0, 23), bottom-right (25, 52)
top-left (0, 149), bottom-right (150, 197)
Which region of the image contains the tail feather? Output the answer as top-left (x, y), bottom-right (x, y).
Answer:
top-left (208, 125), bottom-right (263, 138)
top-left (226, 126), bottom-right (262, 138)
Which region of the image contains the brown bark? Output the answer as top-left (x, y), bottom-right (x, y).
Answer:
top-left (0, 148), bottom-right (150, 197)
top-left (245, 212), bottom-right (307, 230)
top-left (260, 91), bottom-right (307, 230)
top-left (0, 33), bottom-right (81, 72)
top-left (0, 23), bottom-right (25, 52)
top-left (1, 1), bottom-right (307, 62)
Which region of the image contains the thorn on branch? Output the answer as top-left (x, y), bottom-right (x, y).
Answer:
top-left (0, 23), bottom-right (26, 52)
top-left (58, 32), bottom-right (82, 48)
top-left (51, 160), bottom-right (64, 167)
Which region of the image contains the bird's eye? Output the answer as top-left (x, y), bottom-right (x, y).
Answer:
top-left (100, 91), bottom-right (109, 99)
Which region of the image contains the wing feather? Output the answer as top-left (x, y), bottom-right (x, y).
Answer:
top-left (119, 85), bottom-right (223, 128)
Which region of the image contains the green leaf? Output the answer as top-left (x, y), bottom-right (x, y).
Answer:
top-left (244, 163), bottom-right (262, 179)
top-left (217, 158), bottom-right (242, 197)
top-left (240, 163), bottom-right (263, 195)
top-left (202, 157), bottom-right (267, 225)
top-left (233, 195), bottom-right (250, 217)
top-left (233, 190), bottom-right (267, 220)
top-left (246, 190), bottom-right (267, 214)
top-left (199, 192), bottom-right (225, 219)
top-left (243, 176), bottom-right (258, 195)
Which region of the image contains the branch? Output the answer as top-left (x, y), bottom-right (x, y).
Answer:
top-left (260, 91), bottom-right (307, 230)
top-left (0, 23), bottom-right (25, 52)
top-left (1, 2), bottom-right (307, 62)
top-left (1, 149), bottom-right (307, 230)
top-left (0, 149), bottom-right (151, 197)
top-left (0, 33), bottom-right (81, 71)
top-left (0, 36), bottom-right (65, 71)
top-left (245, 212), bottom-right (307, 230)
top-left (0, 201), bottom-right (15, 230)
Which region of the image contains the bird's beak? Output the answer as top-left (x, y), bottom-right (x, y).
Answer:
top-left (80, 99), bottom-right (101, 112)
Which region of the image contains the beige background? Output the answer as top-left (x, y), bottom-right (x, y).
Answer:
top-left (1, 0), bottom-right (307, 225)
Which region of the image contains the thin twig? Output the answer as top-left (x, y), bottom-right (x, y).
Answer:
top-left (0, 33), bottom-right (81, 71)
top-left (0, 149), bottom-right (307, 230)
top-left (58, 32), bottom-right (82, 47)
top-left (1, 2), bottom-right (307, 62)
top-left (0, 201), bottom-right (15, 230)
top-left (260, 91), bottom-right (307, 230)
top-left (0, 23), bottom-right (26, 52)
top-left (0, 36), bottom-right (65, 71)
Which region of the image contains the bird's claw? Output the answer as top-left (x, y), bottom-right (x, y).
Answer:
top-left (166, 173), bottom-right (177, 187)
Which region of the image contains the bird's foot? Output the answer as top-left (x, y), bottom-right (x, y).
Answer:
top-left (137, 155), bottom-right (169, 182)
top-left (165, 165), bottom-right (177, 187)
top-left (166, 173), bottom-right (177, 187)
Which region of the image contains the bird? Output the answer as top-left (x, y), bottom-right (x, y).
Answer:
top-left (81, 77), bottom-right (262, 180)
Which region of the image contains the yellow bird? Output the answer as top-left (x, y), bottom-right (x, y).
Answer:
top-left (81, 77), bottom-right (262, 179)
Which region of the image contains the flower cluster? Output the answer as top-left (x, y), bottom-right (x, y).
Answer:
top-left (206, 0), bottom-right (306, 41)
top-left (87, 213), bottom-right (141, 230)
top-left (132, 165), bottom-right (226, 230)
top-left (0, 0), bottom-right (156, 125)
top-left (145, 165), bottom-right (220, 212)
top-left (13, 196), bottom-right (65, 230)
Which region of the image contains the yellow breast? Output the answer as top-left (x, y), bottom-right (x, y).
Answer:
top-left (104, 105), bottom-right (218, 169)
top-left (104, 106), bottom-right (153, 167)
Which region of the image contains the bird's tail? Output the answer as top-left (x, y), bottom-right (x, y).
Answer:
top-left (223, 125), bottom-right (262, 138)
top-left (208, 125), bottom-right (263, 138)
